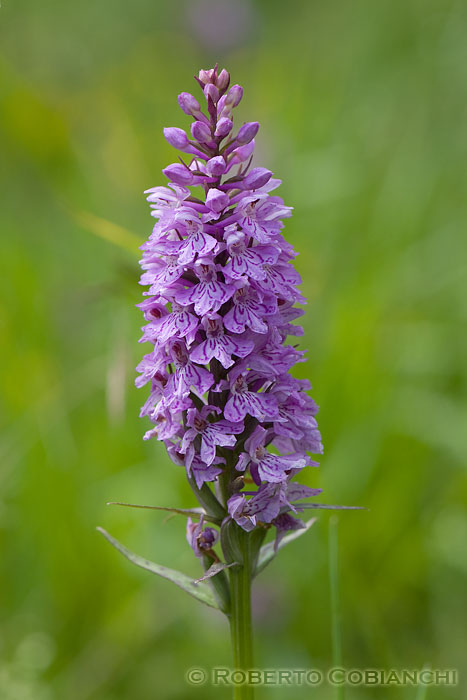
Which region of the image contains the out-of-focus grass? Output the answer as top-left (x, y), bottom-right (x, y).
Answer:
top-left (1, 1), bottom-right (466, 699)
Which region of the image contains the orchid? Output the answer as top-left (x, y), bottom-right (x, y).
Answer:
top-left (99, 65), bottom-right (361, 700)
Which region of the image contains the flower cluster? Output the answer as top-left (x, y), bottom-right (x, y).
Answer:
top-left (137, 66), bottom-right (323, 551)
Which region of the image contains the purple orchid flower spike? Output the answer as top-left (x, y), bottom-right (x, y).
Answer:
top-left (99, 66), bottom-right (364, 698)
top-left (137, 60), bottom-right (326, 654)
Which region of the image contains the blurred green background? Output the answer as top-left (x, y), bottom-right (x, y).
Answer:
top-left (1, 0), bottom-right (466, 698)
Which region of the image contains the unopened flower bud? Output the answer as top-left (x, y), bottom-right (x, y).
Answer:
top-left (231, 476), bottom-right (245, 493)
top-left (216, 95), bottom-right (228, 115)
top-left (242, 167), bottom-right (272, 190)
top-left (191, 120), bottom-right (212, 144)
top-left (215, 117), bottom-right (233, 138)
top-left (162, 163), bottom-right (195, 185)
top-left (205, 187), bottom-right (229, 212)
top-left (198, 527), bottom-right (218, 550)
top-left (216, 68), bottom-right (230, 92)
top-left (231, 140), bottom-right (255, 163)
top-left (204, 83), bottom-right (219, 104)
top-left (198, 68), bottom-right (215, 85)
top-left (206, 156), bottom-right (227, 177)
top-left (163, 127), bottom-right (189, 149)
top-left (237, 122), bottom-right (259, 145)
top-left (186, 517), bottom-right (219, 557)
top-left (225, 84), bottom-right (243, 108)
top-left (178, 92), bottom-right (202, 117)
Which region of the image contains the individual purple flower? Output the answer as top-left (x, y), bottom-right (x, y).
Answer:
top-left (142, 398), bottom-right (185, 441)
top-left (242, 333), bottom-right (305, 376)
top-left (186, 516), bottom-right (219, 557)
top-left (140, 254), bottom-right (184, 296)
top-left (268, 299), bottom-right (305, 337)
top-left (244, 481), bottom-right (323, 524)
top-left (243, 483), bottom-right (285, 523)
top-left (224, 372), bottom-right (279, 423)
top-left (139, 298), bottom-right (199, 346)
top-left (175, 260), bottom-right (235, 315)
top-left (271, 513), bottom-right (306, 552)
top-left (270, 380), bottom-right (320, 441)
top-left (224, 284), bottom-right (276, 334)
top-left (190, 315), bottom-right (254, 369)
top-left (174, 210), bottom-right (217, 264)
top-left (135, 348), bottom-right (167, 389)
top-left (145, 183), bottom-right (191, 221)
top-left (165, 340), bottom-right (214, 399)
top-left (235, 426), bottom-right (307, 484)
top-left (223, 227), bottom-right (278, 281)
top-left (180, 405), bottom-right (243, 468)
top-left (236, 194), bottom-right (292, 243)
top-left (227, 494), bottom-right (257, 532)
top-left (252, 261), bottom-right (305, 303)
top-left (186, 455), bottom-right (224, 489)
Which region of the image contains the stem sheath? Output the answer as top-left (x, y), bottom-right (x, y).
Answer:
top-left (229, 530), bottom-right (254, 700)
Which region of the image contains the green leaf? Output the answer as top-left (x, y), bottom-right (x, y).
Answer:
top-left (292, 503), bottom-right (367, 510)
top-left (255, 518), bottom-right (317, 577)
top-left (187, 476), bottom-right (226, 521)
top-left (106, 502), bottom-right (221, 523)
top-left (201, 554), bottom-right (231, 614)
top-left (195, 561), bottom-right (238, 583)
top-left (97, 527), bottom-right (219, 610)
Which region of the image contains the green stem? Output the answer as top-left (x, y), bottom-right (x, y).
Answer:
top-left (229, 531), bottom-right (254, 700)
top-left (218, 465), bottom-right (231, 509)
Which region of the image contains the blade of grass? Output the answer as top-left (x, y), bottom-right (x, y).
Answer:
top-left (415, 666), bottom-right (430, 700)
top-left (106, 501), bottom-right (221, 524)
top-left (73, 210), bottom-right (140, 253)
top-left (329, 516), bottom-right (344, 700)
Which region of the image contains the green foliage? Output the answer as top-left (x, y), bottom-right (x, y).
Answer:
top-left (1, 0), bottom-right (466, 698)
top-left (97, 527), bottom-right (220, 610)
